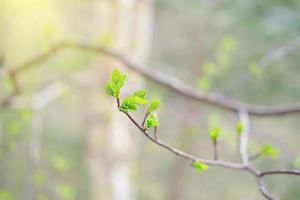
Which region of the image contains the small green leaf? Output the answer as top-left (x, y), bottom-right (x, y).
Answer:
top-left (134, 90), bottom-right (148, 99)
top-left (120, 96), bottom-right (148, 112)
top-left (147, 100), bottom-right (160, 113)
top-left (105, 67), bottom-right (127, 97)
top-left (192, 161), bottom-right (209, 172)
top-left (145, 113), bottom-right (159, 129)
top-left (260, 144), bottom-right (279, 158)
top-left (236, 120), bottom-right (245, 135)
top-left (209, 127), bottom-right (221, 141)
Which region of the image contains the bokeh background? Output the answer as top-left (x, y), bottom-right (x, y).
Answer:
top-left (0, 0), bottom-right (300, 199)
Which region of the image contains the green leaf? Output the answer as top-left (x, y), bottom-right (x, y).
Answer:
top-left (133, 90), bottom-right (148, 99)
top-left (105, 82), bottom-right (115, 96)
top-left (209, 127), bottom-right (221, 141)
top-left (120, 96), bottom-right (148, 112)
top-left (260, 144), bottom-right (279, 158)
top-left (145, 113), bottom-right (159, 129)
top-left (147, 100), bottom-right (160, 113)
top-left (236, 120), bottom-right (245, 135)
top-left (192, 161), bottom-right (209, 172)
top-left (105, 67), bottom-right (127, 97)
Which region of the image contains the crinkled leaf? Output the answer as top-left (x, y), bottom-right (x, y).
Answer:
top-left (209, 127), bottom-right (221, 141)
top-left (192, 161), bottom-right (209, 172)
top-left (120, 96), bottom-right (148, 112)
top-left (131, 96), bottom-right (148, 104)
top-left (105, 82), bottom-right (116, 96)
top-left (147, 100), bottom-right (160, 113)
top-left (134, 90), bottom-right (148, 99)
top-left (236, 120), bottom-right (245, 135)
top-left (146, 113), bottom-right (159, 129)
top-left (105, 67), bottom-right (127, 97)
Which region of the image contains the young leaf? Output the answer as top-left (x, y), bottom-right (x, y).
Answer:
top-left (120, 96), bottom-right (148, 112)
top-left (105, 82), bottom-right (116, 96)
top-left (236, 120), bottom-right (245, 135)
top-left (209, 127), bottom-right (221, 141)
top-left (134, 90), bottom-right (148, 99)
top-left (147, 100), bottom-right (160, 113)
top-left (145, 113), bottom-right (159, 129)
top-left (260, 144), bottom-right (279, 158)
top-left (192, 161), bottom-right (209, 172)
top-left (105, 67), bottom-right (127, 97)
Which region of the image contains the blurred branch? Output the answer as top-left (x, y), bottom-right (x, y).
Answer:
top-left (258, 36), bottom-right (300, 70)
top-left (1, 41), bottom-right (300, 116)
top-left (225, 36), bottom-right (300, 94)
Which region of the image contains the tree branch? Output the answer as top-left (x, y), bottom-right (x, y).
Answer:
top-left (260, 170), bottom-right (300, 177)
top-left (2, 41), bottom-right (300, 116)
top-left (225, 36), bottom-right (300, 94)
top-left (120, 110), bottom-right (280, 199)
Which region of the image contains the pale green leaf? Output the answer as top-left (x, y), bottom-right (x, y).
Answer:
top-left (209, 127), bottom-right (221, 141)
top-left (146, 113), bottom-right (160, 129)
top-left (192, 161), bottom-right (209, 172)
top-left (147, 100), bottom-right (160, 113)
top-left (134, 90), bottom-right (148, 99)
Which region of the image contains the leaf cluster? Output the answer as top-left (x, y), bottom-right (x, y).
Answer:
top-left (105, 67), bottom-right (161, 130)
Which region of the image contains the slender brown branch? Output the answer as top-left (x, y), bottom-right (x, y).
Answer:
top-left (121, 110), bottom-right (244, 169)
top-left (243, 166), bottom-right (275, 200)
top-left (121, 110), bottom-right (280, 199)
top-left (3, 41), bottom-right (300, 116)
top-left (141, 112), bottom-right (150, 127)
top-left (260, 170), bottom-right (300, 177)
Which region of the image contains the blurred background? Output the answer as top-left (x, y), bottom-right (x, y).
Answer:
top-left (0, 0), bottom-right (300, 199)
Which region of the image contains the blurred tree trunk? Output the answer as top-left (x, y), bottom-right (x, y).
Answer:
top-left (86, 1), bottom-right (153, 200)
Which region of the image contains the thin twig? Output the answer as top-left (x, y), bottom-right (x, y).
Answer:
top-left (141, 112), bottom-right (150, 127)
top-left (121, 110), bottom-right (278, 199)
top-left (260, 170), bottom-right (300, 177)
